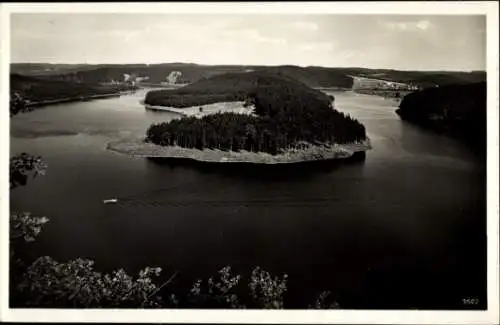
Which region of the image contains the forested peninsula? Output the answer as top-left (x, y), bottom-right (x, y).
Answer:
top-left (396, 82), bottom-right (486, 152)
top-left (109, 72), bottom-right (370, 163)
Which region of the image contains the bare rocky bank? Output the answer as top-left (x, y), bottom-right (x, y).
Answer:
top-left (107, 138), bottom-right (371, 164)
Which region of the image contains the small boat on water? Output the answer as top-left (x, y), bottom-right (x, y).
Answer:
top-left (103, 199), bottom-right (118, 204)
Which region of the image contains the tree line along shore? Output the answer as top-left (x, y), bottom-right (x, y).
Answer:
top-left (10, 73), bottom-right (137, 109)
top-left (396, 81), bottom-right (486, 154)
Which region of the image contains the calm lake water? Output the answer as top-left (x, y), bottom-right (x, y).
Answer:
top-left (10, 89), bottom-right (486, 309)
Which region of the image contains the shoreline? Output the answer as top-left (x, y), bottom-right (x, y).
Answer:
top-left (395, 110), bottom-right (486, 157)
top-left (25, 92), bottom-right (125, 108)
top-left (353, 89), bottom-right (413, 101)
top-left (314, 87), bottom-right (351, 91)
top-left (107, 138), bottom-right (371, 165)
top-left (143, 103), bottom-right (190, 115)
top-left (143, 101), bottom-right (255, 117)
top-left (139, 83), bottom-right (188, 88)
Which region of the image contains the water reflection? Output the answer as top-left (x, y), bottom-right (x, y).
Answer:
top-left (145, 151), bottom-right (366, 181)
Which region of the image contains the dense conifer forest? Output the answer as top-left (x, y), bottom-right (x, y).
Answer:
top-left (145, 72), bottom-right (366, 154)
top-left (396, 82), bottom-right (486, 150)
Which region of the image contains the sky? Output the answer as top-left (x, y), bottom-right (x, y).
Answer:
top-left (10, 14), bottom-right (486, 71)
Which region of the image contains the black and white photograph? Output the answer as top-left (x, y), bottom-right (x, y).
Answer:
top-left (1, 2), bottom-right (498, 324)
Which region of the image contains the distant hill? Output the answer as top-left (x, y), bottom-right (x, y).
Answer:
top-left (259, 66), bottom-right (353, 88)
top-left (11, 63), bottom-right (354, 89)
top-left (11, 63), bottom-right (251, 85)
top-left (10, 63), bottom-right (106, 77)
top-left (144, 70), bottom-right (331, 107)
top-left (10, 73), bottom-right (131, 104)
top-left (11, 63), bottom-right (486, 90)
top-left (359, 70), bottom-right (486, 88)
top-left (396, 82), bottom-right (486, 151)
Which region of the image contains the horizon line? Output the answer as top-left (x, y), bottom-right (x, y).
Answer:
top-left (9, 62), bottom-right (486, 73)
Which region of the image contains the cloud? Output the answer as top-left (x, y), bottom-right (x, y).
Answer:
top-left (293, 21), bottom-right (319, 31)
top-left (416, 20), bottom-right (432, 30)
top-left (11, 14), bottom-right (485, 70)
top-left (382, 19), bottom-right (432, 31)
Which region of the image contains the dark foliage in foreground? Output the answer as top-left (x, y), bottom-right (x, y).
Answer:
top-left (11, 219), bottom-right (338, 309)
top-left (10, 93), bottom-right (48, 188)
top-left (10, 153), bottom-right (47, 189)
top-left (145, 72), bottom-right (366, 154)
top-left (396, 82), bottom-right (486, 149)
top-left (10, 201), bottom-right (339, 309)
